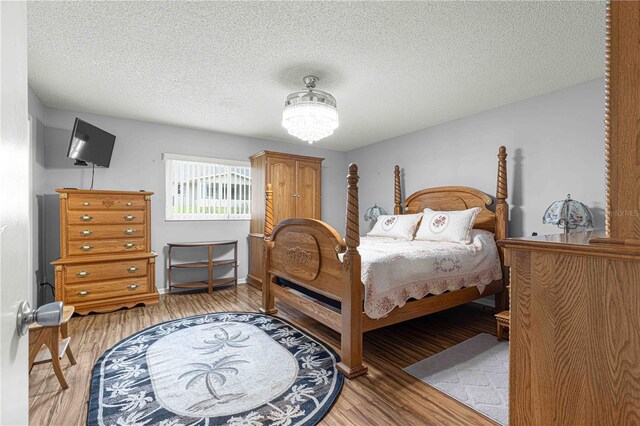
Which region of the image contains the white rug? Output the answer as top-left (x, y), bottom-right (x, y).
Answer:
top-left (403, 333), bottom-right (509, 425)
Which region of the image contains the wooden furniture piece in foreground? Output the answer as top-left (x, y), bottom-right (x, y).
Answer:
top-left (261, 146), bottom-right (509, 378)
top-left (52, 189), bottom-right (159, 315)
top-left (500, 231), bottom-right (640, 425)
top-left (28, 305), bottom-right (76, 390)
top-left (167, 241), bottom-right (238, 293)
top-left (247, 151), bottom-right (323, 287)
top-left (495, 310), bottom-right (509, 341)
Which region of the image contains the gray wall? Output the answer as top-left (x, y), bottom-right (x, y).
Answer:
top-left (38, 107), bottom-right (348, 293)
top-left (31, 78), bottom-right (606, 297)
top-left (347, 78), bottom-right (606, 238)
top-left (28, 89), bottom-right (48, 306)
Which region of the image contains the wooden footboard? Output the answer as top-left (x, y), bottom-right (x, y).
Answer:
top-left (267, 218), bottom-right (345, 303)
top-left (261, 147), bottom-right (509, 380)
top-left (262, 164), bottom-right (367, 378)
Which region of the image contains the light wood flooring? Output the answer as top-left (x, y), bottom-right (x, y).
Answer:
top-left (29, 284), bottom-right (500, 425)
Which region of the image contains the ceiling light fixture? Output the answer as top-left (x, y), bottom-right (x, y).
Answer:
top-left (282, 75), bottom-right (339, 144)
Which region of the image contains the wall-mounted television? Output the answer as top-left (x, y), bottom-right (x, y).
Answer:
top-left (67, 118), bottom-right (116, 167)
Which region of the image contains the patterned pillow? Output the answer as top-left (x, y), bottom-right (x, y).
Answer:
top-left (414, 207), bottom-right (481, 244)
top-left (367, 213), bottom-right (424, 240)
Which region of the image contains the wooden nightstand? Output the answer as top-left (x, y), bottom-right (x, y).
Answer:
top-left (495, 310), bottom-right (510, 341)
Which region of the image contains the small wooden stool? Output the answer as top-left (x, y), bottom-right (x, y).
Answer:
top-left (29, 305), bottom-right (77, 390)
top-left (495, 310), bottom-right (510, 341)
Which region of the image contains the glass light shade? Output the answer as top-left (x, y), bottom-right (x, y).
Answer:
top-left (364, 204), bottom-right (388, 221)
top-left (543, 194), bottom-right (594, 233)
top-left (282, 101), bottom-right (339, 144)
top-left (282, 76), bottom-right (339, 144)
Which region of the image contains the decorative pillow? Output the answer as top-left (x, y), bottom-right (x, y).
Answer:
top-left (414, 207), bottom-right (481, 244)
top-left (367, 213), bottom-right (423, 240)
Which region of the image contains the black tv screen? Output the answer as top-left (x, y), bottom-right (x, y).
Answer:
top-left (67, 118), bottom-right (116, 167)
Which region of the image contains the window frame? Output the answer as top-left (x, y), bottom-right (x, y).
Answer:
top-left (163, 153), bottom-right (252, 222)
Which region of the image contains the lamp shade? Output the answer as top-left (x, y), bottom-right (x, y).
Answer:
top-left (364, 204), bottom-right (388, 221)
top-left (282, 76), bottom-right (339, 144)
top-left (542, 194), bottom-right (594, 233)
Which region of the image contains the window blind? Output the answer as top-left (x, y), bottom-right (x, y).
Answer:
top-left (164, 154), bottom-right (251, 221)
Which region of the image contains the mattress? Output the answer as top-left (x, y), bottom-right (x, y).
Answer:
top-left (278, 229), bottom-right (502, 319)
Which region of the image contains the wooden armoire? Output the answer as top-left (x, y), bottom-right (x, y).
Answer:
top-left (247, 151), bottom-right (323, 286)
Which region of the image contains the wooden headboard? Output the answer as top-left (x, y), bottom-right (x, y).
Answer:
top-left (393, 146), bottom-right (509, 241)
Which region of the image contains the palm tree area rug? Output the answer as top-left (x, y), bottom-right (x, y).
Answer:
top-left (87, 312), bottom-right (343, 426)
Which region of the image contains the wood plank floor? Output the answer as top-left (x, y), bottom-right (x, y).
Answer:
top-left (29, 284), bottom-right (500, 426)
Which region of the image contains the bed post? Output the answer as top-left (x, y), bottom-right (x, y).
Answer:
top-left (394, 165), bottom-right (402, 214)
top-left (495, 146), bottom-right (509, 311)
top-left (337, 164), bottom-right (368, 379)
top-left (260, 183), bottom-right (277, 315)
top-left (495, 146), bottom-right (509, 240)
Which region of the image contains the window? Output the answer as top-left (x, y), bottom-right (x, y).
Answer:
top-left (164, 153), bottom-right (251, 220)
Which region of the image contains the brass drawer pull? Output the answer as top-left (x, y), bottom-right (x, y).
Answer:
top-left (82, 202), bottom-right (90, 206)
top-left (124, 242), bottom-right (135, 249)
top-left (125, 202), bottom-right (133, 206)
top-left (77, 290), bottom-right (90, 297)
top-left (128, 266), bottom-right (138, 273)
top-left (80, 245), bottom-right (93, 251)
top-left (76, 271), bottom-right (89, 278)
top-left (123, 215), bottom-right (135, 221)
top-left (81, 230), bottom-right (93, 236)
top-left (123, 228), bottom-right (135, 235)
top-left (80, 215), bottom-right (93, 221)
top-left (127, 284), bottom-right (139, 291)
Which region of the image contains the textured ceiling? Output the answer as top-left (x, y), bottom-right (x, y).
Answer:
top-left (27, 1), bottom-right (606, 152)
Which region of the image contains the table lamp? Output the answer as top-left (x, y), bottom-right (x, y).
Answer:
top-left (542, 194), bottom-right (594, 234)
top-left (364, 204), bottom-right (387, 221)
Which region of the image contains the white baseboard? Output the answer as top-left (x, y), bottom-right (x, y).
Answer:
top-left (157, 278), bottom-right (247, 295)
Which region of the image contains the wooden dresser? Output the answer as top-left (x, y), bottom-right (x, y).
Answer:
top-left (52, 189), bottom-right (159, 315)
top-left (247, 151), bottom-right (323, 287)
top-left (500, 231), bottom-right (640, 425)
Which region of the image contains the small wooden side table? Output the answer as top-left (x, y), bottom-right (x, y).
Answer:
top-left (29, 305), bottom-right (77, 390)
top-left (168, 240), bottom-right (238, 294)
top-left (495, 310), bottom-right (510, 341)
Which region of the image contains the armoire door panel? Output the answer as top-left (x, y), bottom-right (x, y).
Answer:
top-left (268, 158), bottom-right (296, 224)
top-left (296, 161), bottom-right (322, 219)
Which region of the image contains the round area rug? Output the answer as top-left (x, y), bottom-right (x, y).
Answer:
top-left (88, 312), bottom-right (343, 426)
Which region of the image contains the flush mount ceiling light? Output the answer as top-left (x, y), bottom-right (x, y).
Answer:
top-left (282, 75), bottom-right (339, 144)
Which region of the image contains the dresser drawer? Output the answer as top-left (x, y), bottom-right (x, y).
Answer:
top-left (67, 210), bottom-right (145, 225)
top-left (65, 259), bottom-right (148, 284)
top-left (67, 194), bottom-right (146, 211)
top-left (66, 278), bottom-right (149, 304)
top-left (68, 239), bottom-right (145, 256)
top-left (68, 224), bottom-right (146, 241)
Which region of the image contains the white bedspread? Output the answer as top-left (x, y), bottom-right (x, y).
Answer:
top-left (354, 230), bottom-right (502, 319)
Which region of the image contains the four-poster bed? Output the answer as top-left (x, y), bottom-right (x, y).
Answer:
top-left (260, 146), bottom-right (509, 378)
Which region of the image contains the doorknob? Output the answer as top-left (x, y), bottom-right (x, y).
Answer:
top-left (16, 301), bottom-right (63, 336)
